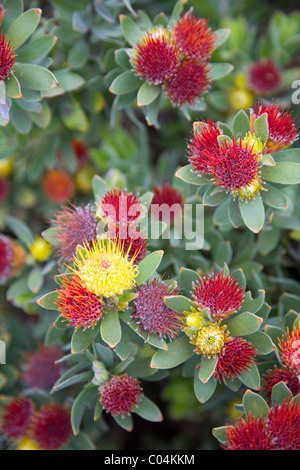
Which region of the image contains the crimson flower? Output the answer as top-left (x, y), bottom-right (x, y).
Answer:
top-left (150, 183), bottom-right (184, 223)
top-left (214, 337), bottom-right (257, 383)
top-left (248, 59), bottom-right (282, 96)
top-left (71, 140), bottom-right (90, 167)
top-left (250, 102), bottom-right (299, 154)
top-left (278, 324), bottom-right (300, 375)
top-left (42, 169), bottom-right (75, 203)
top-left (100, 374), bottom-right (143, 417)
top-left (22, 344), bottom-right (63, 390)
top-left (0, 32), bottom-right (16, 80)
top-left (192, 271), bottom-right (245, 321)
top-left (262, 366), bottom-right (300, 401)
top-left (30, 404), bottom-right (72, 450)
top-left (225, 399), bottom-right (300, 450)
top-left (1, 398), bottom-right (34, 440)
top-left (131, 279), bottom-right (183, 340)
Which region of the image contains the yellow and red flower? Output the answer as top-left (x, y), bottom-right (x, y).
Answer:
top-left (42, 169), bottom-right (75, 203)
top-left (100, 374), bottom-right (143, 417)
top-left (0, 234), bottom-right (26, 284)
top-left (278, 324), bottom-right (300, 375)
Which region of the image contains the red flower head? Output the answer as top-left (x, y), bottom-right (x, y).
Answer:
top-left (262, 366), bottom-right (300, 401)
top-left (164, 59), bottom-right (211, 108)
top-left (192, 271), bottom-right (245, 322)
top-left (278, 325), bottom-right (300, 375)
top-left (49, 203), bottom-right (97, 262)
top-left (150, 183), bottom-right (184, 223)
top-left (248, 59), bottom-right (282, 96)
top-left (113, 226), bottom-right (148, 262)
top-left (131, 278), bottom-right (183, 340)
top-left (22, 344), bottom-right (63, 390)
top-left (42, 169), bottom-right (75, 203)
top-left (250, 102), bottom-right (299, 154)
top-left (0, 176), bottom-right (10, 202)
top-left (1, 398), bottom-right (34, 440)
top-left (98, 188), bottom-right (144, 226)
top-left (0, 234), bottom-right (26, 284)
top-left (173, 11), bottom-right (216, 61)
top-left (55, 274), bottom-right (104, 331)
top-left (132, 27), bottom-right (178, 85)
top-left (30, 404), bottom-right (72, 450)
top-left (225, 399), bottom-right (300, 450)
top-left (0, 32), bottom-right (16, 80)
top-left (100, 374), bottom-right (143, 417)
top-left (71, 140), bottom-right (90, 168)
top-left (214, 337), bottom-right (257, 383)
top-left (187, 120), bottom-right (223, 174)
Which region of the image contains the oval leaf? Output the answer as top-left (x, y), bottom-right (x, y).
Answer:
top-left (7, 8), bottom-right (41, 50)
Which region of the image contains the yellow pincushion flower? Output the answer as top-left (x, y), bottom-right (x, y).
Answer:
top-left (242, 132), bottom-right (265, 156)
top-left (190, 323), bottom-right (229, 358)
top-left (72, 238), bottom-right (139, 299)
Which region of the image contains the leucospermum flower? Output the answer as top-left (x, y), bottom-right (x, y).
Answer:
top-left (30, 404), bottom-right (72, 450)
top-left (71, 238), bottom-right (139, 299)
top-left (214, 337), bottom-right (257, 383)
top-left (100, 374), bottom-right (143, 417)
top-left (248, 59), bottom-right (282, 96)
top-left (42, 169), bottom-right (75, 203)
top-left (262, 366), bottom-right (300, 401)
top-left (192, 271), bottom-right (245, 322)
top-left (224, 399), bottom-right (300, 450)
top-left (131, 279), bottom-right (183, 340)
top-left (250, 102), bottom-right (299, 154)
top-left (190, 322), bottom-right (229, 357)
top-left (1, 398), bottom-right (34, 440)
top-left (55, 274), bottom-right (104, 330)
top-left (21, 344), bottom-right (63, 390)
top-left (0, 32), bottom-right (16, 80)
top-left (132, 27), bottom-right (178, 85)
top-left (187, 120), bottom-right (266, 200)
top-left (278, 324), bottom-right (300, 375)
top-left (0, 234), bottom-right (26, 284)
top-left (150, 183), bottom-right (184, 223)
top-left (49, 204), bottom-right (97, 262)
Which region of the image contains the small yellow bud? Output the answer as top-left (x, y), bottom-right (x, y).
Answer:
top-left (228, 89), bottom-right (254, 111)
top-left (185, 313), bottom-right (205, 329)
top-left (16, 436), bottom-right (41, 451)
top-left (0, 157), bottom-right (13, 177)
top-left (30, 236), bottom-right (52, 262)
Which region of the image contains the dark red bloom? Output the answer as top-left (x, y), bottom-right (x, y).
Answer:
top-left (262, 366), bottom-right (300, 401)
top-left (30, 404), bottom-right (72, 450)
top-left (71, 140), bottom-right (90, 167)
top-left (100, 374), bottom-right (143, 417)
top-left (278, 325), bottom-right (300, 375)
top-left (1, 398), bottom-right (34, 440)
top-left (187, 120), bottom-right (223, 174)
top-left (248, 59), bottom-right (282, 96)
top-left (214, 337), bottom-right (257, 383)
top-left (49, 203), bottom-right (97, 262)
top-left (225, 399), bottom-right (300, 450)
top-left (132, 279), bottom-right (182, 340)
top-left (22, 344), bottom-right (63, 390)
top-left (42, 169), bottom-right (75, 203)
top-left (55, 274), bottom-right (104, 330)
top-left (164, 59), bottom-right (211, 107)
top-left (251, 102), bottom-right (299, 154)
top-left (150, 183), bottom-right (184, 223)
top-left (192, 271), bottom-right (245, 321)
top-left (133, 27), bottom-right (178, 85)
top-left (98, 188), bottom-right (144, 226)
top-left (0, 32), bottom-right (16, 80)
top-left (0, 176), bottom-right (10, 202)
top-left (173, 12), bottom-right (216, 60)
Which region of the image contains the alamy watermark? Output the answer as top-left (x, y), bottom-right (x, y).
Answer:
top-left (291, 80), bottom-right (300, 105)
top-left (0, 340), bottom-right (6, 364)
top-left (97, 198), bottom-right (205, 251)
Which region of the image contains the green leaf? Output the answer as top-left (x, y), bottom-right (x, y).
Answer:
top-left (60, 98), bottom-right (88, 132)
top-left (240, 290), bottom-right (265, 314)
top-left (13, 63), bottom-right (58, 91)
top-left (254, 113), bottom-right (269, 145)
top-left (120, 14), bottom-right (144, 46)
top-left (113, 414), bottom-right (133, 432)
top-left (27, 267), bottom-right (43, 294)
top-left (168, 0), bottom-right (187, 28)
top-left (52, 371), bottom-right (93, 393)
top-left (203, 186), bottom-right (228, 207)
top-left (225, 312), bottom-right (263, 336)
top-left (71, 385), bottom-right (99, 436)
top-left (243, 390), bottom-right (269, 418)
top-left (5, 215), bottom-right (35, 247)
top-left (179, 268), bottom-right (199, 294)
top-left (5, 74), bottom-right (22, 99)
top-left (16, 35), bottom-right (57, 62)
top-left (212, 426), bottom-right (228, 445)
top-left (92, 174), bottom-right (108, 201)
top-left (239, 196), bottom-right (265, 233)
top-left (150, 335), bottom-right (195, 369)
top-left (71, 325), bottom-right (100, 353)
top-left (100, 310), bottom-right (121, 348)
top-left (239, 363), bottom-right (260, 390)
top-left (137, 82), bottom-right (161, 107)
top-left (271, 382), bottom-right (292, 407)
top-left (232, 109), bottom-right (250, 138)
top-left (214, 28), bottom-right (231, 47)
top-left (163, 295), bottom-right (194, 313)
top-left (2, 0), bottom-right (24, 31)
top-left (246, 331), bottom-right (275, 355)
top-left (109, 70), bottom-right (142, 95)
top-left (7, 8), bottom-right (41, 50)
top-left (208, 63), bottom-right (234, 81)
top-left (133, 395), bottom-right (163, 422)
top-left (198, 355), bottom-right (218, 383)
top-left (175, 165), bottom-right (211, 185)
top-left (51, 69), bottom-right (85, 92)
top-left (262, 162), bottom-right (300, 185)
top-left (135, 250), bottom-right (163, 286)
top-left (194, 370), bottom-right (217, 404)
top-left (262, 183), bottom-right (288, 210)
